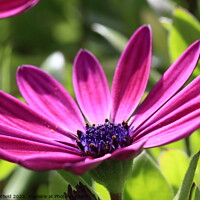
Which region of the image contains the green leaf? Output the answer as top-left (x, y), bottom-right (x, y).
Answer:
top-left (0, 160), bottom-right (16, 180)
top-left (173, 151), bottom-right (200, 200)
top-left (168, 7), bottom-right (200, 79)
top-left (159, 149), bottom-right (189, 193)
top-left (49, 171), bottom-right (68, 200)
top-left (57, 170), bottom-right (90, 188)
top-left (92, 23), bottom-right (127, 52)
top-left (123, 152), bottom-right (174, 200)
top-left (0, 45), bottom-right (12, 92)
top-left (36, 184), bottom-right (49, 200)
top-left (190, 184), bottom-right (200, 200)
top-left (3, 167), bottom-right (46, 200)
top-left (193, 186), bottom-right (200, 200)
top-left (187, 131), bottom-right (200, 189)
top-left (190, 130), bottom-right (200, 155)
top-left (148, 139), bottom-right (185, 160)
top-left (93, 182), bottom-right (110, 200)
top-left (159, 17), bottom-right (172, 31)
top-left (169, 7), bottom-right (200, 63)
top-left (194, 154), bottom-right (200, 189)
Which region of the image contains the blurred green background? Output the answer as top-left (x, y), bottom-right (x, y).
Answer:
top-left (0, 0), bottom-right (199, 200)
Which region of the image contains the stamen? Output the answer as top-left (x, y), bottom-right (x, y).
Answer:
top-left (76, 119), bottom-right (132, 157)
top-left (77, 130), bottom-right (82, 138)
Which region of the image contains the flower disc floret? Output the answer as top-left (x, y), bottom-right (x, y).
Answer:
top-left (76, 119), bottom-right (132, 157)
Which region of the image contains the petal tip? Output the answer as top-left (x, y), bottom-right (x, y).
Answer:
top-left (187, 40), bottom-right (200, 54)
top-left (76, 49), bottom-right (93, 60)
top-left (17, 65), bottom-right (36, 75)
top-left (18, 65), bottom-right (32, 70)
top-left (130, 25), bottom-right (152, 46)
top-left (74, 49), bottom-right (96, 68)
top-left (138, 24), bottom-right (152, 35)
top-left (17, 65), bottom-right (25, 75)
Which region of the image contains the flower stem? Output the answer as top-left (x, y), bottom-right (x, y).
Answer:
top-left (110, 193), bottom-right (122, 200)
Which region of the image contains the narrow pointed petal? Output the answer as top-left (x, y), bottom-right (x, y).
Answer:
top-left (142, 111), bottom-right (199, 148)
top-left (73, 50), bottom-right (111, 124)
top-left (133, 77), bottom-right (200, 147)
top-left (111, 25), bottom-right (152, 123)
top-left (0, 91), bottom-right (76, 143)
top-left (0, 0), bottom-right (40, 18)
top-left (134, 76), bottom-right (200, 135)
top-left (0, 135), bottom-right (84, 170)
top-left (0, 124), bottom-right (79, 154)
top-left (0, 135), bottom-right (72, 156)
top-left (17, 65), bottom-right (85, 133)
top-left (110, 140), bottom-right (145, 160)
top-left (65, 154), bottom-right (111, 175)
top-left (21, 153), bottom-right (84, 171)
top-left (131, 40), bottom-right (200, 130)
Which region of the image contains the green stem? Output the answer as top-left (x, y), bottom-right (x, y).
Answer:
top-left (110, 193), bottom-right (122, 200)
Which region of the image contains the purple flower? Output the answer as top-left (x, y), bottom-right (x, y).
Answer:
top-left (0, 0), bottom-right (40, 18)
top-left (0, 26), bottom-right (199, 175)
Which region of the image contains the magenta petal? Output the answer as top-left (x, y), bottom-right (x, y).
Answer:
top-left (134, 76), bottom-right (200, 136)
top-left (73, 50), bottom-right (111, 124)
top-left (133, 76), bottom-right (200, 147)
top-left (0, 135), bottom-right (71, 156)
top-left (17, 65), bottom-right (85, 133)
top-left (0, 0), bottom-right (40, 18)
top-left (0, 148), bottom-right (84, 171)
top-left (0, 124), bottom-right (79, 154)
top-left (21, 153), bottom-right (84, 171)
top-left (111, 25), bottom-right (152, 123)
top-left (65, 154), bottom-right (111, 175)
top-left (110, 140), bottom-right (145, 160)
top-left (142, 110), bottom-right (200, 148)
top-left (0, 91), bottom-right (76, 143)
top-left (0, 134), bottom-right (84, 171)
top-left (132, 40), bottom-right (200, 130)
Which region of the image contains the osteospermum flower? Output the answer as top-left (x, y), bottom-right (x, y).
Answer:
top-left (0, 0), bottom-right (40, 18)
top-left (0, 26), bottom-right (199, 177)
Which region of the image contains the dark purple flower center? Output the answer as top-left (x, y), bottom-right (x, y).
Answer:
top-left (76, 119), bottom-right (132, 157)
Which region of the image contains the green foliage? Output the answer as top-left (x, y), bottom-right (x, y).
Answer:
top-left (2, 167), bottom-right (48, 200)
top-left (49, 171), bottom-right (68, 200)
top-left (190, 130), bottom-right (200, 156)
top-left (123, 153), bottom-right (174, 200)
top-left (0, 160), bottom-right (16, 180)
top-left (168, 7), bottom-right (200, 77)
top-left (0, 45), bottom-right (12, 92)
top-left (93, 182), bottom-right (110, 200)
top-left (92, 23), bottom-right (127, 52)
top-left (190, 185), bottom-right (200, 200)
top-left (159, 149), bottom-right (189, 193)
top-left (173, 152), bottom-right (200, 200)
